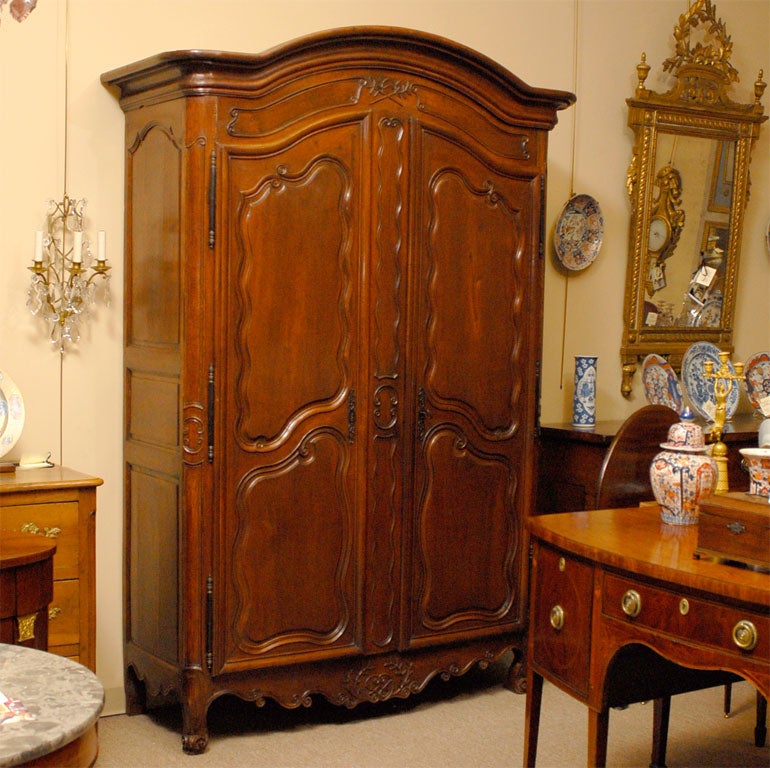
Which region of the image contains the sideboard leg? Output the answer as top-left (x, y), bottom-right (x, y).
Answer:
top-left (755, 692), bottom-right (767, 747)
top-left (650, 696), bottom-right (670, 768)
top-left (523, 668), bottom-right (543, 767)
top-left (587, 707), bottom-right (609, 767)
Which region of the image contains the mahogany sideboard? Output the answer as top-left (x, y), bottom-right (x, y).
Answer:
top-left (537, 412), bottom-right (758, 513)
top-left (525, 505), bottom-right (769, 767)
top-left (0, 534), bottom-right (56, 651)
top-left (0, 467), bottom-right (101, 671)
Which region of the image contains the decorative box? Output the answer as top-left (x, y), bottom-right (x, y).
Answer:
top-left (694, 492), bottom-right (770, 570)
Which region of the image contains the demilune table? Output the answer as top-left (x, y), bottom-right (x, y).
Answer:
top-left (525, 506), bottom-right (769, 767)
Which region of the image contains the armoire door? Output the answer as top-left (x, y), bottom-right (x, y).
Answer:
top-left (215, 120), bottom-right (368, 672)
top-left (404, 121), bottom-right (542, 648)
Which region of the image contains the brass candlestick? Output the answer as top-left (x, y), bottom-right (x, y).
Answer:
top-left (703, 351), bottom-right (744, 493)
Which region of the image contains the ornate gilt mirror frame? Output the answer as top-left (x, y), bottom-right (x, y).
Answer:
top-left (621, 0), bottom-right (766, 397)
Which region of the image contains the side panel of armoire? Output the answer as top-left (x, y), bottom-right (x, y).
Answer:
top-left (122, 96), bottom-right (212, 711)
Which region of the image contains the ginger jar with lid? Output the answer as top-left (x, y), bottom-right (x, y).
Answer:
top-left (650, 408), bottom-right (718, 524)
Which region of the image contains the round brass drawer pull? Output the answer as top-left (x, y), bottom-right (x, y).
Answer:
top-left (621, 589), bottom-right (642, 618)
top-left (732, 620), bottom-right (758, 651)
top-left (550, 604), bottom-right (565, 631)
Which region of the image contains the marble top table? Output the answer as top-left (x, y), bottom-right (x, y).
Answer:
top-left (0, 644), bottom-right (104, 767)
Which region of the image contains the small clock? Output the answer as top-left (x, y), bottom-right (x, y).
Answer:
top-left (648, 216), bottom-right (670, 253)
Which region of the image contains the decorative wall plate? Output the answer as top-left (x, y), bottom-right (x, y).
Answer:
top-left (743, 351), bottom-right (770, 415)
top-left (0, 368), bottom-right (25, 460)
top-left (694, 297), bottom-right (722, 328)
top-left (554, 193), bottom-right (604, 271)
top-left (641, 354), bottom-right (683, 413)
top-left (681, 341), bottom-right (739, 421)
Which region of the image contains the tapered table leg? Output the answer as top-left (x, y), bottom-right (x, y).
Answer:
top-left (587, 707), bottom-right (610, 767)
top-left (523, 669), bottom-right (543, 767)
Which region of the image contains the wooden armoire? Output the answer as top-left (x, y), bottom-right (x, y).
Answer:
top-left (102, 27), bottom-right (573, 752)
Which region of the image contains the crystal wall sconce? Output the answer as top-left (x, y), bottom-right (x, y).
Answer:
top-left (27, 195), bottom-right (111, 351)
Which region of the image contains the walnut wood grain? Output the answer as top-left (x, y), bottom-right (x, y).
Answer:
top-left (102, 28), bottom-right (574, 753)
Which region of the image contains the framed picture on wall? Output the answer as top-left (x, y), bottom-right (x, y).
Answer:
top-left (708, 140), bottom-right (734, 214)
top-left (701, 221), bottom-right (729, 255)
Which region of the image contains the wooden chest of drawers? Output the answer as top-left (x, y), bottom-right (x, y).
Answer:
top-left (0, 467), bottom-right (101, 671)
top-left (537, 413), bottom-right (758, 514)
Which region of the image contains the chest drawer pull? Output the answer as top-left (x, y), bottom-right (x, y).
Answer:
top-left (732, 620), bottom-right (758, 651)
top-left (621, 589), bottom-right (642, 618)
top-left (20, 522), bottom-right (62, 538)
top-left (550, 604), bottom-right (565, 631)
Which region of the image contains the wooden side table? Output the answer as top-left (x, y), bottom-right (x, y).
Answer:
top-left (0, 535), bottom-right (56, 651)
top-left (0, 468), bottom-right (102, 671)
top-left (537, 412), bottom-right (758, 513)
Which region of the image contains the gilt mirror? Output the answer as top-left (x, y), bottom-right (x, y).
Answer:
top-left (620, 0), bottom-right (766, 397)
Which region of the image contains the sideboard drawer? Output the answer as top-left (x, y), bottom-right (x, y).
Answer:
top-left (602, 571), bottom-right (769, 659)
top-left (531, 543), bottom-right (594, 697)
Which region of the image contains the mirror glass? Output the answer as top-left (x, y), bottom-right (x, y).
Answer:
top-left (642, 134), bottom-right (732, 330)
top-left (619, 0), bottom-right (766, 397)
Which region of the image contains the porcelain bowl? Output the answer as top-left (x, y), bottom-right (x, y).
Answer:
top-left (739, 448), bottom-right (770, 497)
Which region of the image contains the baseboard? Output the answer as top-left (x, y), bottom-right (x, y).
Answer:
top-left (102, 685), bottom-right (127, 716)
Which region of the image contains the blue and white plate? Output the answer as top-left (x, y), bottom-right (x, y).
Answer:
top-left (641, 354), bottom-right (683, 413)
top-left (681, 342), bottom-right (739, 422)
top-left (553, 194), bottom-right (604, 271)
top-left (0, 368), bottom-right (25, 460)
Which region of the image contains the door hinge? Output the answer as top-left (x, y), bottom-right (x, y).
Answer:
top-left (538, 174), bottom-right (546, 260)
top-left (534, 360), bottom-right (542, 438)
top-left (207, 364), bottom-right (215, 463)
top-left (208, 150), bottom-right (217, 249)
top-left (205, 574), bottom-right (214, 673)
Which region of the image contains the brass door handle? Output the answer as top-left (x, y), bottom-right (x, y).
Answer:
top-left (550, 604), bottom-right (564, 631)
top-left (621, 589), bottom-right (642, 618)
top-left (732, 620), bottom-right (758, 651)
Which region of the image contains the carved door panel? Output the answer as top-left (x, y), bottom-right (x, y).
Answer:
top-left (216, 121), bottom-right (367, 672)
top-left (405, 125), bottom-right (540, 647)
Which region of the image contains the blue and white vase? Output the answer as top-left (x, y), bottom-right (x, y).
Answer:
top-left (572, 355), bottom-right (598, 428)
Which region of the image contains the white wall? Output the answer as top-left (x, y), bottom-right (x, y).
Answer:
top-left (0, 0), bottom-right (767, 715)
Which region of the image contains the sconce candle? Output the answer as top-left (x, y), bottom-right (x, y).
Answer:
top-left (33, 230), bottom-right (43, 264)
top-left (97, 230), bottom-right (106, 262)
top-left (72, 230), bottom-right (83, 264)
